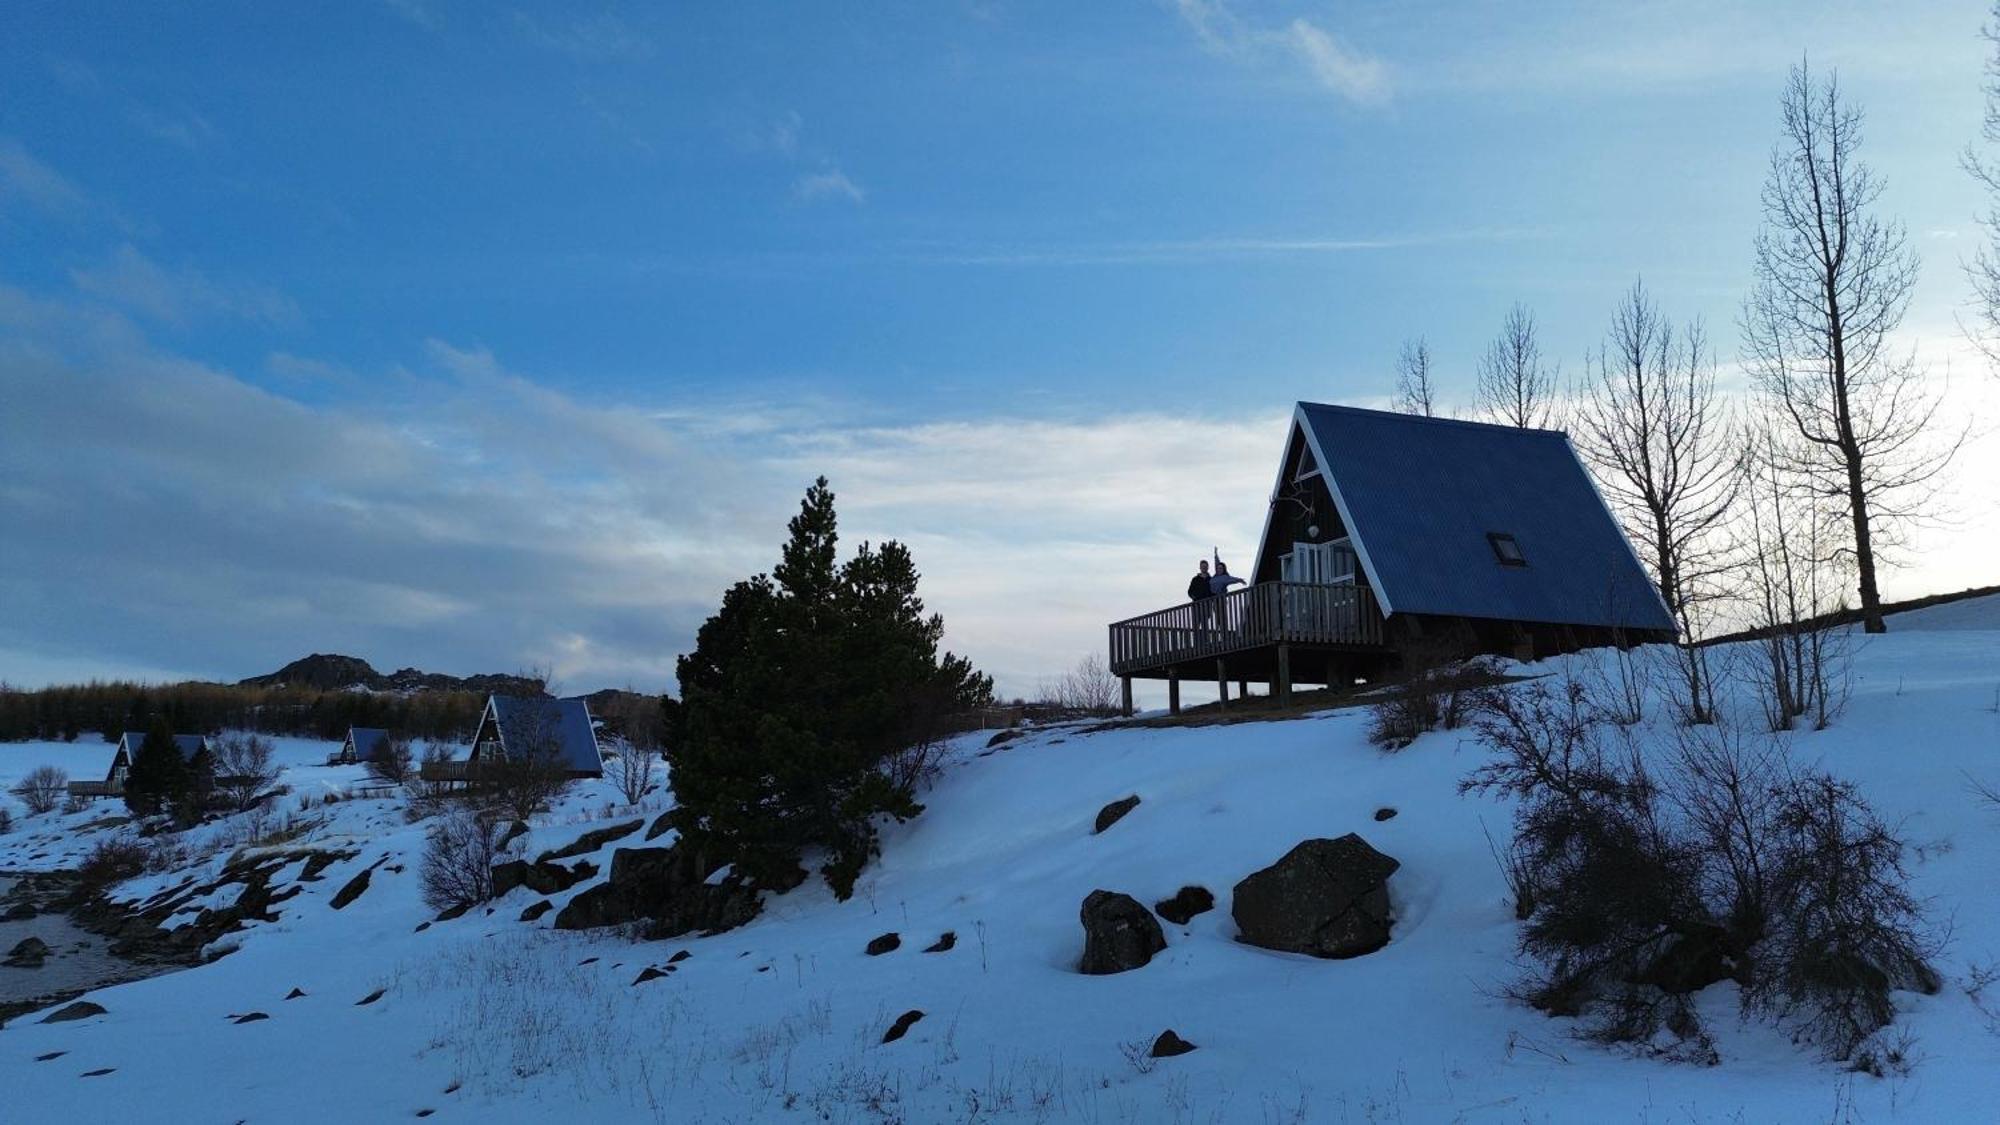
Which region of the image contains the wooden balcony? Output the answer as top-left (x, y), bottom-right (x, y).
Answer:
top-left (1107, 582), bottom-right (1387, 708)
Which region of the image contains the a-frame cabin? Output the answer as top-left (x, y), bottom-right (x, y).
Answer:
top-left (1107, 402), bottom-right (1675, 713)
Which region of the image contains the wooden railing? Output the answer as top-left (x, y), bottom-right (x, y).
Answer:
top-left (1107, 582), bottom-right (1384, 675)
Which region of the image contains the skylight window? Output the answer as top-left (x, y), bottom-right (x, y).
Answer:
top-left (1487, 532), bottom-right (1527, 567)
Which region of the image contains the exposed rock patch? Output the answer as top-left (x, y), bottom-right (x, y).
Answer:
top-left (1093, 795), bottom-right (1141, 834)
top-left (6, 936), bottom-right (51, 967)
top-left (923, 931), bottom-right (956, 953)
top-left (1079, 890), bottom-right (1166, 974)
top-left (882, 1009), bottom-right (925, 1043)
top-left (1153, 886), bottom-right (1215, 926)
top-left (537, 820), bottom-right (643, 864)
top-left (1232, 835), bottom-right (1399, 960)
top-left (329, 869), bottom-right (372, 910)
top-left (1150, 1030), bottom-right (1198, 1058)
top-left (865, 932), bottom-right (901, 956)
top-left (552, 842), bottom-right (776, 938)
top-left (42, 1000), bottom-right (106, 1023)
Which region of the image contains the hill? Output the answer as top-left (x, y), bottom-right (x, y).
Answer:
top-left (3, 597), bottom-right (1998, 1121)
top-left (238, 653), bottom-right (547, 697)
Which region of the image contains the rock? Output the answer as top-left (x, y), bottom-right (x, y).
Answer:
top-left (1638, 924), bottom-right (1739, 994)
top-left (329, 868), bottom-right (372, 910)
top-left (413, 922), bottom-right (431, 933)
top-left (1150, 1030), bottom-right (1198, 1058)
top-left (552, 842), bottom-right (772, 938)
top-left (284, 987), bottom-right (307, 1000)
top-left (882, 1009), bottom-right (925, 1043)
top-left (1373, 807), bottom-right (1397, 822)
top-left (1231, 835), bottom-right (1400, 960)
top-left (923, 931), bottom-right (956, 953)
top-left (498, 820), bottom-right (531, 851)
top-left (356, 988), bottom-right (386, 1006)
top-left (233, 1011), bottom-right (270, 1024)
top-left (519, 900), bottom-right (553, 922)
top-left (80, 1067), bottom-right (116, 1077)
top-left (1078, 890), bottom-right (1166, 975)
top-left (865, 932), bottom-right (901, 956)
top-left (645, 811), bottom-right (674, 841)
top-left (36, 1050), bottom-right (67, 1061)
top-left (667, 949), bottom-right (691, 964)
top-left (1153, 886), bottom-right (1215, 926)
top-left (6, 936), bottom-right (51, 967)
top-left (632, 966), bottom-right (669, 985)
top-left (42, 1001), bottom-right (106, 1023)
top-left (985, 728), bottom-right (1023, 748)
top-left (1093, 795), bottom-right (1141, 834)
top-left (4, 901), bottom-right (37, 921)
top-left (537, 820), bottom-right (644, 864)
top-left (434, 903), bottom-right (472, 922)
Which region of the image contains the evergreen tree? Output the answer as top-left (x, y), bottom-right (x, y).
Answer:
top-left (666, 478), bottom-right (993, 900)
top-left (124, 718), bottom-right (190, 817)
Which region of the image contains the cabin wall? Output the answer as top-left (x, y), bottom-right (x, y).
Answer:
top-left (1255, 429), bottom-right (1351, 584)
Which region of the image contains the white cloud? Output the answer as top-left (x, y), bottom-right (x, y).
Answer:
top-left (511, 10), bottom-right (655, 60)
top-left (1173, 0), bottom-right (1389, 105)
top-left (69, 245), bottom-right (300, 328)
top-left (0, 140), bottom-right (87, 216)
top-left (793, 167), bottom-right (867, 205)
top-left (129, 105), bottom-right (219, 150)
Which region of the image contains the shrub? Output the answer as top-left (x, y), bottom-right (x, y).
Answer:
top-left (601, 737), bottom-right (657, 806)
top-left (13, 764), bottom-right (68, 815)
top-left (212, 732), bottom-right (279, 811)
top-left (0, 807), bottom-right (13, 834)
top-left (1464, 677), bottom-right (1936, 1063)
top-left (78, 836), bottom-right (148, 888)
top-left (421, 807), bottom-right (501, 914)
top-left (1367, 650), bottom-right (1495, 749)
top-left (365, 736), bottom-right (415, 786)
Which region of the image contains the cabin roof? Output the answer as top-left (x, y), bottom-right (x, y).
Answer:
top-left (1271, 402), bottom-right (1675, 634)
top-left (345, 727), bottom-right (389, 758)
top-left (476, 695), bottom-right (603, 774)
top-left (116, 731), bottom-right (211, 762)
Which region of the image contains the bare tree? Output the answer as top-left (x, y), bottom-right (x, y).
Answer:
top-left (12, 765), bottom-right (67, 815)
top-left (1042, 654), bottom-right (1120, 716)
top-left (420, 806), bottom-right (501, 913)
top-left (211, 732), bottom-right (279, 811)
top-left (602, 736), bottom-right (658, 805)
top-left (365, 736), bottom-right (415, 786)
top-left (1963, 3), bottom-right (2000, 362)
top-left (1394, 337), bottom-right (1440, 416)
top-left (1741, 425), bottom-right (1851, 732)
top-left (482, 706), bottom-right (576, 822)
top-left (1743, 62), bottom-right (1962, 634)
top-left (1574, 281), bottom-right (1738, 722)
top-left (1478, 303), bottom-right (1558, 428)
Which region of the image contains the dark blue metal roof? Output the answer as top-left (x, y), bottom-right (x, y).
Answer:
top-left (479, 696), bottom-right (603, 774)
top-left (346, 727), bottom-right (390, 759)
top-left (1295, 403), bottom-right (1675, 634)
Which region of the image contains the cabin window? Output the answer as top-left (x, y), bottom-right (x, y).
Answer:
top-left (1487, 532), bottom-right (1527, 567)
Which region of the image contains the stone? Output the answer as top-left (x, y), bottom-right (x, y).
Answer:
top-left (1153, 886), bottom-right (1215, 926)
top-left (356, 988), bottom-right (386, 1006)
top-left (1150, 1030), bottom-right (1198, 1058)
top-left (1638, 924), bottom-right (1739, 994)
top-left (882, 1009), bottom-right (925, 1043)
top-left (36, 1050), bottom-right (67, 1061)
top-left (329, 868), bottom-right (371, 910)
top-left (1231, 835), bottom-right (1400, 960)
top-left (1373, 807), bottom-right (1397, 822)
top-left (865, 932), bottom-right (901, 956)
top-left (498, 820), bottom-right (531, 851)
top-left (434, 903), bottom-right (472, 922)
top-left (1093, 795), bottom-right (1141, 834)
top-left (1078, 890), bottom-right (1166, 975)
top-left (552, 843), bottom-right (770, 938)
top-left (284, 987), bottom-right (306, 1000)
top-left (923, 931), bottom-right (956, 953)
top-left (233, 1011), bottom-right (270, 1024)
top-left (645, 811), bottom-right (675, 841)
top-left (667, 949), bottom-right (691, 964)
top-left (4, 901), bottom-right (37, 921)
top-left (42, 1001), bottom-right (107, 1023)
top-left (80, 1067), bottom-right (116, 1077)
top-left (519, 900), bottom-right (553, 922)
top-left (632, 966), bottom-right (669, 985)
top-left (537, 819), bottom-right (644, 863)
top-left (6, 936), bottom-right (51, 967)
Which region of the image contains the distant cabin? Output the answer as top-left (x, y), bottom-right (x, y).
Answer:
top-left (337, 726), bottom-right (390, 765)
top-left (1108, 402), bottom-right (1674, 713)
top-left (68, 731), bottom-right (214, 799)
top-left (466, 695), bottom-right (604, 778)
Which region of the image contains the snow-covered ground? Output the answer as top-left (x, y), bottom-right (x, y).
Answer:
top-left (2, 600), bottom-right (1999, 1123)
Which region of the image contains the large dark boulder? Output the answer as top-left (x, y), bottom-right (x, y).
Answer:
top-left (328, 868), bottom-right (371, 910)
top-left (42, 1001), bottom-right (106, 1023)
top-left (1150, 1029), bottom-right (1197, 1058)
top-left (5, 936), bottom-right (50, 967)
top-left (492, 858), bottom-right (596, 899)
top-left (538, 820), bottom-right (644, 863)
top-left (552, 843), bottom-right (774, 938)
top-left (1078, 890), bottom-right (1166, 975)
top-left (1094, 796), bottom-right (1141, 834)
top-left (1231, 835), bottom-right (1400, 959)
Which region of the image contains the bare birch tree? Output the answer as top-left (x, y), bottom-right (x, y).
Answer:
top-left (1574, 281), bottom-right (1737, 722)
top-left (1741, 424), bottom-right (1850, 732)
top-left (1478, 303), bottom-right (1558, 428)
top-left (1742, 63), bottom-right (1961, 634)
top-left (1395, 337), bottom-right (1440, 417)
top-left (1963, 3), bottom-right (2000, 361)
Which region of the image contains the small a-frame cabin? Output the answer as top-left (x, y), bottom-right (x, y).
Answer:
top-left (466, 695), bottom-right (604, 778)
top-left (68, 731), bottom-right (214, 799)
top-left (1107, 402), bottom-right (1675, 713)
top-left (336, 726), bottom-right (389, 765)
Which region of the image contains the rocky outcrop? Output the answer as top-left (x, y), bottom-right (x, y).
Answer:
top-left (538, 820), bottom-right (643, 863)
top-left (1094, 795), bottom-right (1141, 834)
top-left (239, 653), bottom-right (544, 696)
top-left (329, 869), bottom-right (372, 910)
top-left (1078, 890), bottom-right (1167, 975)
top-left (41, 1001), bottom-right (106, 1023)
top-left (552, 843), bottom-right (777, 938)
top-left (5, 937), bottom-right (51, 967)
top-left (1153, 886), bottom-right (1215, 926)
top-left (491, 858), bottom-right (596, 899)
top-left (1231, 835), bottom-right (1399, 959)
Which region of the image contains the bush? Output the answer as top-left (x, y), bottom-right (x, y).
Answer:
top-left (13, 764), bottom-right (68, 815)
top-left (365, 736), bottom-right (415, 786)
top-left (601, 738), bottom-right (657, 806)
top-left (1368, 653), bottom-right (1496, 748)
top-left (1463, 677), bottom-right (1936, 1063)
top-left (420, 807), bottom-right (502, 914)
top-left (0, 807), bottom-right (13, 834)
top-left (212, 732), bottom-right (279, 811)
top-left (78, 836), bottom-right (148, 888)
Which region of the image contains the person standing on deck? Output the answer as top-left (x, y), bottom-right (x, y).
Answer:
top-left (1187, 559), bottom-right (1213, 604)
top-left (1209, 551), bottom-right (1246, 631)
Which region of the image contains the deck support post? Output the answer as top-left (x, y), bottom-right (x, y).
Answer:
top-left (1167, 671), bottom-right (1181, 716)
top-left (1237, 678), bottom-right (1248, 700)
top-left (1120, 676), bottom-right (1133, 718)
top-left (1216, 659), bottom-right (1230, 710)
top-left (1276, 643), bottom-right (1292, 706)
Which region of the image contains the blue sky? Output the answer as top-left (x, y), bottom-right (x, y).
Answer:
top-left (2, 1), bottom-right (1996, 699)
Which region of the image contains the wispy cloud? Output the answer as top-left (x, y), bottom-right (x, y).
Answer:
top-left (511, 9), bottom-right (655, 60)
top-left (1173, 0), bottom-right (1389, 105)
top-left (0, 139), bottom-right (88, 216)
top-left (380, 0), bottom-right (440, 29)
top-left (129, 105), bottom-right (220, 150)
top-left (69, 245), bottom-right (300, 328)
top-left (887, 227), bottom-right (1540, 266)
top-left (792, 167), bottom-right (867, 205)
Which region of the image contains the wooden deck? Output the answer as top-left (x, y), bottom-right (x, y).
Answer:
top-left (1107, 582), bottom-right (1387, 710)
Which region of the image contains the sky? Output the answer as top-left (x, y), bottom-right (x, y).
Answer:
top-left (2, 0), bottom-right (1997, 701)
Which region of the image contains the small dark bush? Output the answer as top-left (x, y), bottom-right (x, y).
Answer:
top-left (78, 837), bottom-right (148, 888)
top-left (420, 807), bottom-right (501, 914)
top-left (13, 764), bottom-right (68, 815)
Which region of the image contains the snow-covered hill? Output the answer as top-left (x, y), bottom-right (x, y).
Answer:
top-left (3, 600), bottom-right (1999, 1123)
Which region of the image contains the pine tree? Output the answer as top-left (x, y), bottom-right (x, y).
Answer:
top-left (666, 478), bottom-right (993, 900)
top-left (124, 718), bottom-right (191, 817)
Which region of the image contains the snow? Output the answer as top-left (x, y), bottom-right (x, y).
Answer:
top-left (2, 609), bottom-right (1999, 1122)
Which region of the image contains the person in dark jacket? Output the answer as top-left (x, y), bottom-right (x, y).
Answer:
top-left (1187, 559), bottom-right (1212, 603)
